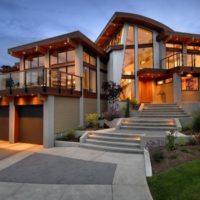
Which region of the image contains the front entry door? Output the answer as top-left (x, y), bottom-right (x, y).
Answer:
top-left (139, 80), bottom-right (153, 103)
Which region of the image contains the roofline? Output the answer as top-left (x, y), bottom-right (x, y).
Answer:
top-left (96, 12), bottom-right (173, 44)
top-left (8, 31), bottom-right (106, 57)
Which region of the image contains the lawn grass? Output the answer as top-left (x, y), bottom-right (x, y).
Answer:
top-left (147, 160), bottom-right (200, 200)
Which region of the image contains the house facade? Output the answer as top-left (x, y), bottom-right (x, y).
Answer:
top-left (1, 12), bottom-right (200, 147)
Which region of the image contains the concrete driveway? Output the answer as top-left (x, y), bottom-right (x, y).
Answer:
top-left (0, 144), bottom-right (153, 200)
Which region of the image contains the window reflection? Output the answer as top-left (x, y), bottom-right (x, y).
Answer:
top-left (138, 47), bottom-right (153, 69)
top-left (120, 79), bottom-right (135, 101)
top-left (138, 28), bottom-right (153, 44)
top-left (122, 49), bottom-right (134, 75)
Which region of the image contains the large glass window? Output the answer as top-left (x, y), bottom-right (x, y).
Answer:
top-left (83, 67), bottom-right (89, 90)
top-left (138, 28), bottom-right (153, 44)
top-left (89, 70), bottom-right (96, 93)
top-left (126, 26), bottom-right (134, 45)
top-left (83, 51), bottom-right (96, 66)
top-left (25, 55), bottom-right (45, 69)
top-left (120, 79), bottom-right (135, 101)
top-left (122, 49), bottom-right (134, 75)
top-left (181, 76), bottom-right (199, 91)
top-left (50, 50), bottom-right (75, 66)
top-left (138, 47), bottom-right (153, 69)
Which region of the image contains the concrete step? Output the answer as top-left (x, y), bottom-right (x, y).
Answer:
top-left (139, 114), bottom-right (189, 118)
top-left (121, 122), bottom-right (176, 127)
top-left (120, 125), bottom-right (177, 131)
top-left (79, 143), bottom-right (144, 154)
top-left (123, 118), bottom-right (175, 123)
top-left (143, 107), bottom-right (183, 110)
top-left (85, 139), bottom-right (141, 148)
top-left (142, 109), bottom-right (184, 112)
top-left (88, 135), bottom-right (140, 143)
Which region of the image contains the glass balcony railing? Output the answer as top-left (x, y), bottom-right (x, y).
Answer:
top-left (160, 53), bottom-right (200, 69)
top-left (0, 68), bottom-right (82, 95)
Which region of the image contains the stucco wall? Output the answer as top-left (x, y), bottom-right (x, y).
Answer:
top-left (181, 91), bottom-right (200, 102)
top-left (153, 82), bottom-right (173, 103)
top-left (84, 98), bottom-right (97, 116)
top-left (54, 97), bottom-right (80, 133)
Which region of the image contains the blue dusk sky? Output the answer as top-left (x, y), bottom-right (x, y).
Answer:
top-left (0, 0), bottom-right (200, 65)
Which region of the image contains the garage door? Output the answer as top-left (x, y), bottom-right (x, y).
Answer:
top-left (18, 106), bottom-right (43, 145)
top-left (0, 107), bottom-right (9, 141)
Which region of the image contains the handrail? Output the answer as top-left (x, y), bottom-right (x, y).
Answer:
top-left (160, 52), bottom-right (182, 62)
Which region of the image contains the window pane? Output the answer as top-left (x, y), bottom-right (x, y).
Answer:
top-left (195, 55), bottom-right (200, 67)
top-left (83, 67), bottom-right (89, 90)
top-left (58, 52), bottom-right (66, 64)
top-left (67, 66), bottom-right (75, 74)
top-left (39, 56), bottom-right (45, 67)
top-left (187, 54), bottom-right (193, 67)
top-left (67, 50), bottom-right (75, 62)
top-left (90, 56), bottom-right (96, 66)
top-left (122, 49), bottom-right (134, 75)
top-left (50, 51), bottom-right (58, 65)
top-left (138, 28), bottom-right (153, 44)
top-left (138, 47), bottom-right (153, 69)
top-left (120, 79), bottom-right (135, 101)
top-left (181, 76), bottom-right (198, 91)
top-left (25, 59), bottom-right (31, 69)
top-left (32, 57), bottom-right (38, 68)
top-left (83, 52), bottom-right (89, 63)
top-left (90, 70), bottom-right (96, 93)
top-left (166, 43), bottom-right (182, 49)
top-left (126, 26), bottom-right (134, 45)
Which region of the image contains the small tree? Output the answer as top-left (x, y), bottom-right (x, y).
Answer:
top-left (102, 81), bottom-right (122, 110)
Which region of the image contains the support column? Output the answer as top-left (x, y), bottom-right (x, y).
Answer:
top-left (97, 56), bottom-right (101, 114)
top-left (75, 45), bottom-right (84, 126)
top-left (43, 96), bottom-right (54, 148)
top-left (9, 101), bottom-right (16, 143)
top-left (182, 43), bottom-right (187, 66)
top-left (173, 73), bottom-right (181, 104)
top-left (160, 42), bottom-right (166, 69)
top-left (134, 26), bottom-right (139, 102)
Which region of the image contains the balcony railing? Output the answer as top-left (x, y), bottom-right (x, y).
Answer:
top-left (0, 68), bottom-right (82, 96)
top-left (160, 52), bottom-right (200, 69)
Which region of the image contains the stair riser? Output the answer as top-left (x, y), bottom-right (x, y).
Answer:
top-left (122, 123), bottom-right (176, 127)
top-left (80, 144), bottom-right (144, 154)
top-left (86, 141), bottom-right (141, 149)
top-left (139, 115), bottom-right (189, 118)
top-left (120, 126), bottom-right (176, 131)
top-left (88, 133), bottom-right (142, 138)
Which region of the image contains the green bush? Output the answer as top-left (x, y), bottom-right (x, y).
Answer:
top-left (166, 131), bottom-right (176, 151)
top-left (192, 111), bottom-right (200, 132)
top-left (187, 136), bottom-right (199, 146)
top-left (152, 150), bottom-right (164, 163)
top-left (125, 98), bottom-right (130, 118)
top-left (85, 113), bottom-right (98, 128)
top-left (64, 129), bottom-right (75, 141)
top-left (130, 98), bottom-right (139, 110)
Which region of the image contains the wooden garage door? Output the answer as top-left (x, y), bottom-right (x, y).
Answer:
top-left (0, 107), bottom-right (9, 141)
top-left (18, 106), bottom-right (43, 145)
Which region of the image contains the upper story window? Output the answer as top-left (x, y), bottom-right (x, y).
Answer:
top-left (166, 43), bottom-right (182, 49)
top-left (50, 49), bottom-right (75, 66)
top-left (126, 26), bottom-right (134, 45)
top-left (25, 55), bottom-right (45, 69)
top-left (83, 51), bottom-right (96, 66)
top-left (122, 48), bottom-right (134, 75)
top-left (138, 28), bottom-right (153, 44)
top-left (181, 76), bottom-right (199, 91)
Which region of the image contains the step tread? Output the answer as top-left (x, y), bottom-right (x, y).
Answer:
top-left (122, 122), bottom-right (176, 127)
top-left (120, 125), bottom-right (177, 130)
top-left (79, 143), bottom-right (144, 154)
top-left (88, 132), bottom-right (144, 138)
top-left (88, 135), bottom-right (140, 142)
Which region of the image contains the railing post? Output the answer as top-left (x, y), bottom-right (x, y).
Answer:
top-left (24, 71), bottom-right (27, 93)
top-left (70, 74), bottom-right (73, 95)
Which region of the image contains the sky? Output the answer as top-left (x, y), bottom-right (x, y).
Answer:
top-left (0, 0), bottom-right (200, 66)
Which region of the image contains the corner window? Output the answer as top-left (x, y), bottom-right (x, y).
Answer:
top-left (181, 76), bottom-right (199, 91)
top-left (83, 51), bottom-right (96, 66)
top-left (25, 55), bottom-right (45, 69)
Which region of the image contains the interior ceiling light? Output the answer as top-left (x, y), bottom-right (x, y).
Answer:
top-left (186, 73), bottom-right (192, 77)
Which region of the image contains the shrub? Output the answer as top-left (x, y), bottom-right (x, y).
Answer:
top-left (125, 98), bottom-right (130, 118)
top-left (187, 136), bottom-right (199, 146)
top-left (166, 131), bottom-right (176, 151)
top-left (192, 111), bottom-right (200, 132)
top-left (103, 109), bottom-right (122, 121)
top-left (169, 155), bottom-right (177, 159)
top-left (152, 150), bottom-right (164, 163)
top-left (64, 129), bottom-right (76, 141)
top-left (130, 98), bottom-right (139, 110)
top-left (85, 113), bottom-right (98, 128)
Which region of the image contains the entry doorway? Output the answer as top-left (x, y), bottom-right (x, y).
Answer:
top-left (139, 80), bottom-right (153, 103)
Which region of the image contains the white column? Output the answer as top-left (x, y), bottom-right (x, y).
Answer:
top-left (43, 96), bottom-right (54, 148)
top-left (153, 31), bottom-right (160, 68)
top-left (160, 42), bottom-right (166, 69)
top-left (75, 45), bottom-right (84, 126)
top-left (134, 25), bottom-right (139, 102)
top-left (9, 101), bottom-right (15, 143)
top-left (173, 73), bottom-right (181, 104)
top-left (97, 57), bottom-right (101, 114)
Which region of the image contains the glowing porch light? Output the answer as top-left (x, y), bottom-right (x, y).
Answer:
top-left (186, 73), bottom-right (192, 78)
top-left (157, 80), bottom-right (164, 85)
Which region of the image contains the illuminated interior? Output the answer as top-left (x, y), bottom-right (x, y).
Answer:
top-left (120, 79), bottom-right (135, 101)
top-left (122, 49), bottom-right (134, 75)
top-left (126, 26), bottom-right (134, 45)
top-left (181, 76), bottom-right (199, 91)
top-left (138, 28), bottom-right (153, 44)
top-left (138, 47), bottom-right (153, 69)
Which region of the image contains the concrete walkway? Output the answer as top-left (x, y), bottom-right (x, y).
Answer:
top-left (0, 143), bottom-right (153, 200)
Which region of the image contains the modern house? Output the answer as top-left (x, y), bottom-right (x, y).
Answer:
top-left (1, 12), bottom-right (200, 147)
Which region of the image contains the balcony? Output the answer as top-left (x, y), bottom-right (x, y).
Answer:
top-left (0, 68), bottom-right (82, 98)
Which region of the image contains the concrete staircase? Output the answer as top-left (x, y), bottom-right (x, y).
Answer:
top-left (140, 103), bottom-right (189, 118)
top-left (79, 131), bottom-right (144, 154)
